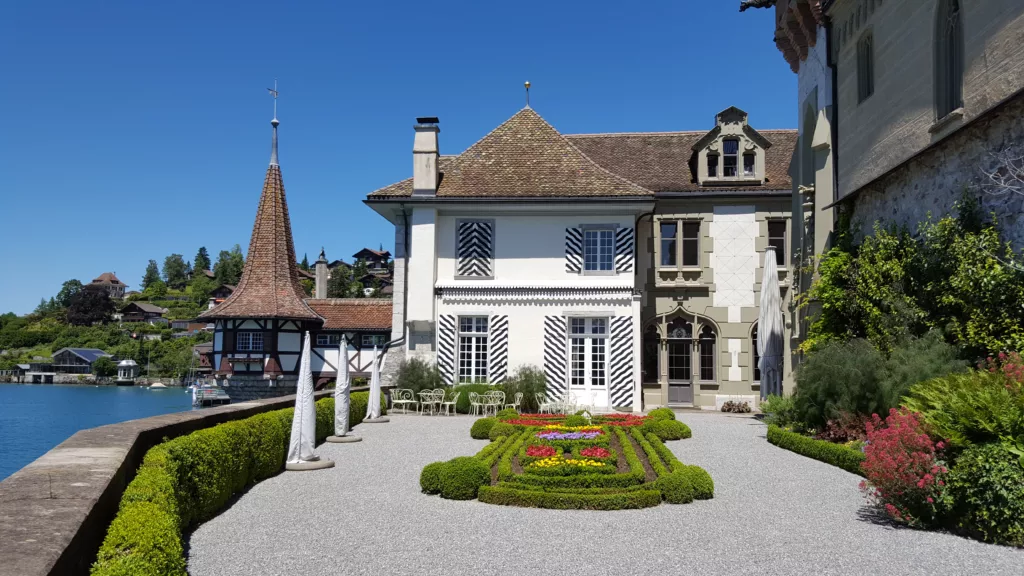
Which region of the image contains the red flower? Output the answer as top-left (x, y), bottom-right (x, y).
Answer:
top-left (525, 445), bottom-right (557, 457)
top-left (580, 446), bottom-right (610, 458)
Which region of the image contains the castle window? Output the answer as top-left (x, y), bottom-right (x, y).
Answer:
top-left (722, 139), bottom-right (739, 177)
top-left (682, 221), bottom-right (700, 267)
top-left (707, 154), bottom-right (719, 178)
top-left (660, 222), bottom-right (677, 267)
top-left (316, 333), bottom-right (341, 346)
top-left (767, 220), bottom-right (787, 266)
top-left (857, 31), bottom-right (875, 103)
top-left (457, 316), bottom-right (488, 383)
top-left (743, 153), bottom-right (755, 177)
top-left (935, 0), bottom-right (963, 118)
top-left (698, 325), bottom-right (716, 381)
top-left (583, 229), bottom-right (615, 272)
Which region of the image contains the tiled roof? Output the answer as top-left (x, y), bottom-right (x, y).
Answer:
top-left (367, 108), bottom-right (652, 199)
top-left (353, 248), bottom-right (390, 259)
top-left (91, 272), bottom-right (125, 286)
top-left (565, 130), bottom-right (797, 193)
top-left (200, 162), bottom-right (321, 321)
top-left (305, 299), bottom-right (392, 330)
top-left (125, 302), bottom-right (168, 314)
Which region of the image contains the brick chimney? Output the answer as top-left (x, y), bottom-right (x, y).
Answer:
top-left (314, 248), bottom-right (328, 299)
top-left (412, 117), bottom-right (439, 196)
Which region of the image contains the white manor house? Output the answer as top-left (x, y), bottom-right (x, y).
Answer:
top-left (366, 105), bottom-right (800, 413)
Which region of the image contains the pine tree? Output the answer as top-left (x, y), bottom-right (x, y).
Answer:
top-left (327, 264), bottom-right (351, 298)
top-left (194, 247), bottom-right (211, 273)
top-left (300, 253), bottom-right (310, 271)
top-left (142, 260), bottom-right (161, 290)
top-left (162, 254), bottom-right (188, 289)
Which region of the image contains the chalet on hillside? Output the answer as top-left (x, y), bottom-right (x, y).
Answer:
top-left (352, 248), bottom-right (390, 274)
top-left (88, 273), bottom-right (127, 299)
top-left (121, 302), bottom-right (169, 325)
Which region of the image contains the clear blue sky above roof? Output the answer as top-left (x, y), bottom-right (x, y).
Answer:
top-left (0, 0), bottom-right (792, 314)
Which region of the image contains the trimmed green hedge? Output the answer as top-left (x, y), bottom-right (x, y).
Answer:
top-left (91, 392), bottom-right (386, 576)
top-left (420, 462), bottom-right (445, 494)
top-left (478, 485), bottom-right (662, 510)
top-left (438, 457), bottom-right (490, 500)
top-left (641, 418), bottom-right (692, 441)
top-left (656, 471), bottom-right (695, 504)
top-left (489, 422), bottom-right (518, 442)
top-left (470, 417), bottom-right (497, 439)
top-left (766, 424), bottom-right (865, 477)
top-left (682, 465), bottom-right (714, 500)
top-left (647, 407), bottom-right (676, 421)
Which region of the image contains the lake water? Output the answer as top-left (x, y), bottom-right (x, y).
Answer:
top-left (0, 384), bottom-right (195, 481)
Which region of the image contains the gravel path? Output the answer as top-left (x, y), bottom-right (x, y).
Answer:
top-left (187, 412), bottom-right (1022, 576)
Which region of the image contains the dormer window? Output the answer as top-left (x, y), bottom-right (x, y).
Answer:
top-left (707, 155), bottom-right (719, 178)
top-left (743, 153), bottom-right (755, 176)
top-left (722, 139), bottom-right (739, 177)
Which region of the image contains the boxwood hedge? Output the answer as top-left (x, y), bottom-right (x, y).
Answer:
top-left (766, 424), bottom-right (865, 476)
top-left (91, 392), bottom-right (386, 576)
top-left (478, 485), bottom-right (663, 510)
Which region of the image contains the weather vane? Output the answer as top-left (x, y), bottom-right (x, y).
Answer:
top-left (267, 79), bottom-right (279, 120)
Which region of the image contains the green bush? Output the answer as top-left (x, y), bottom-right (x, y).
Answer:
top-left (395, 357), bottom-right (442, 393)
top-left (494, 408), bottom-right (519, 421)
top-left (793, 333), bottom-right (965, 431)
top-left (498, 365), bottom-right (547, 412)
top-left (648, 407), bottom-right (676, 421)
top-left (478, 485), bottom-right (662, 510)
top-left (438, 457), bottom-right (490, 500)
top-left (488, 422), bottom-right (518, 442)
top-left (682, 465), bottom-right (714, 500)
top-left (766, 424), bottom-right (866, 476)
top-left (903, 370), bottom-right (1024, 450)
top-left (760, 394), bottom-right (799, 428)
top-left (656, 471), bottom-right (695, 504)
top-left (563, 414), bottom-right (587, 427)
top-left (91, 393), bottom-right (384, 575)
top-left (470, 417), bottom-right (497, 440)
top-left (420, 462), bottom-right (446, 495)
top-left (943, 443), bottom-right (1024, 546)
top-left (642, 419), bottom-right (691, 441)
top-left (91, 502), bottom-right (186, 576)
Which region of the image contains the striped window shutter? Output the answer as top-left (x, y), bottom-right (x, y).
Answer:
top-left (488, 315), bottom-right (509, 384)
top-left (457, 221), bottom-right (493, 277)
top-left (437, 315), bottom-right (457, 385)
top-left (615, 227), bottom-right (634, 273)
top-left (608, 316), bottom-right (634, 407)
top-left (543, 316), bottom-right (568, 400)
top-left (565, 227), bottom-right (583, 273)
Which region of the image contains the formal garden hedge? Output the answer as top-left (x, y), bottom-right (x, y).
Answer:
top-left (766, 424), bottom-right (866, 476)
top-left (420, 411), bottom-right (712, 510)
top-left (90, 392), bottom-right (387, 576)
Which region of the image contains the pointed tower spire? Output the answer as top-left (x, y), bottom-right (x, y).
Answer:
top-left (199, 84), bottom-right (320, 322)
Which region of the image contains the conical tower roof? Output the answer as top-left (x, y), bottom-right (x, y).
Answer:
top-left (201, 119), bottom-right (321, 321)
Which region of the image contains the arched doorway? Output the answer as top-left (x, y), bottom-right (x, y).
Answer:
top-left (666, 317), bottom-right (693, 404)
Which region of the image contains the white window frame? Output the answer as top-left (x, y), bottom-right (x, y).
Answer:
top-left (582, 228), bottom-right (615, 274)
top-left (569, 318), bottom-right (608, 389)
top-left (722, 138), bottom-right (739, 177)
top-left (316, 333), bottom-right (341, 346)
top-left (236, 331), bottom-right (264, 352)
top-left (361, 334), bottom-right (386, 348)
top-left (457, 316), bottom-right (489, 383)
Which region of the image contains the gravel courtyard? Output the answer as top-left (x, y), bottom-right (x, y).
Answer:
top-left (187, 412), bottom-right (1022, 576)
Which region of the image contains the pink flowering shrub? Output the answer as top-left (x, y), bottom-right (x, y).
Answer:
top-left (979, 351), bottom-right (1024, 385)
top-left (860, 409), bottom-right (948, 526)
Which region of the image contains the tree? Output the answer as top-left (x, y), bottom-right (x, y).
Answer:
top-left (55, 279), bottom-right (83, 308)
top-left (142, 260), bottom-right (161, 290)
top-left (194, 247), bottom-right (211, 273)
top-left (370, 276), bottom-right (382, 298)
top-left (184, 261), bottom-right (193, 279)
top-left (300, 253), bottom-right (310, 271)
top-left (162, 254), bottom-right (188, 289)
top-left (190, 275), bottom-right (215, 306)
top-left (67, 289), bottom-right (115, 326)
top-left (92, 356), bottom-right (117, 378)
top-left (213, 245), bottom-right (245, 285)
top-left (143, 279), bottom-right (168, 298)
top-left (327, 264), bottom-right (351, 298)
top-left (349, 280), bottom-right (366, 298)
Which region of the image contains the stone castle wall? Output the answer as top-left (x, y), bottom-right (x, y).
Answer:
top-left (849, 93), bottom-right (1024, 251)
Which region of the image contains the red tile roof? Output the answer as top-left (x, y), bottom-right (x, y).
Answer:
top-left (90, 272), bottom-right (125, 286)
top-left (200, 163), bottom-right (321, 321)
top-left (305, 299), bottom-right (392, 330)
top-left (367, 108), bottom-right (651, 199)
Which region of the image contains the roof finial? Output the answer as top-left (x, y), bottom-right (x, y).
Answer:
top-left (524, 81), bottom-right (531, 108)
top-left (267, 79), bottom-right (279, 166)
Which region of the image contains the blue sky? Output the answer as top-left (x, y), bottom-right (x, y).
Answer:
top-left (0, 1), bottom-right (792, 314)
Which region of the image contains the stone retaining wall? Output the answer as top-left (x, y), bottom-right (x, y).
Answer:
top-left (0, 389), bottom-right (342, 576)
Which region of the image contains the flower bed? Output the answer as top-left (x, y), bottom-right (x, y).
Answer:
top-left (424, 412), bottom-right (712, 510)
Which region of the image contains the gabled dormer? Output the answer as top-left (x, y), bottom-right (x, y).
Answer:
top-left (692, 106), bottom-right (773, 186)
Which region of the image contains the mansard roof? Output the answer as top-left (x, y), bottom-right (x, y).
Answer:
top-left (200, 161), bottom-right (321, 321)
top-left (367, 107), bottom-right (796, 199)
top-left (567, 129), bottom-right (796, 193)
top-left (367, 108), bottom-right (652, 199)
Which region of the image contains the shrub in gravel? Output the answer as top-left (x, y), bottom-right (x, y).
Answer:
top-left (420, 462), bottom-right (446, 495)
top-left (495, 408), bottom-right (519, 421)
top-left (767, 424), bottom-right (866, 476)
top-left (682, 465), bottom-right (714, 500)
top-left (643, 419), bottom-right (692, 441)
top-left (470, 417), bottom-right (497, 439)
top-left (656, 471), bottom-right (695, 504)
top-left (943, 443), bottom-right (1024, 546)
top-left (489, 422), bottom-right (518, 441)
top-left (648, 407), bottom-right (676, 421)
top-left (438, 457), bottom-right (491, 500)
